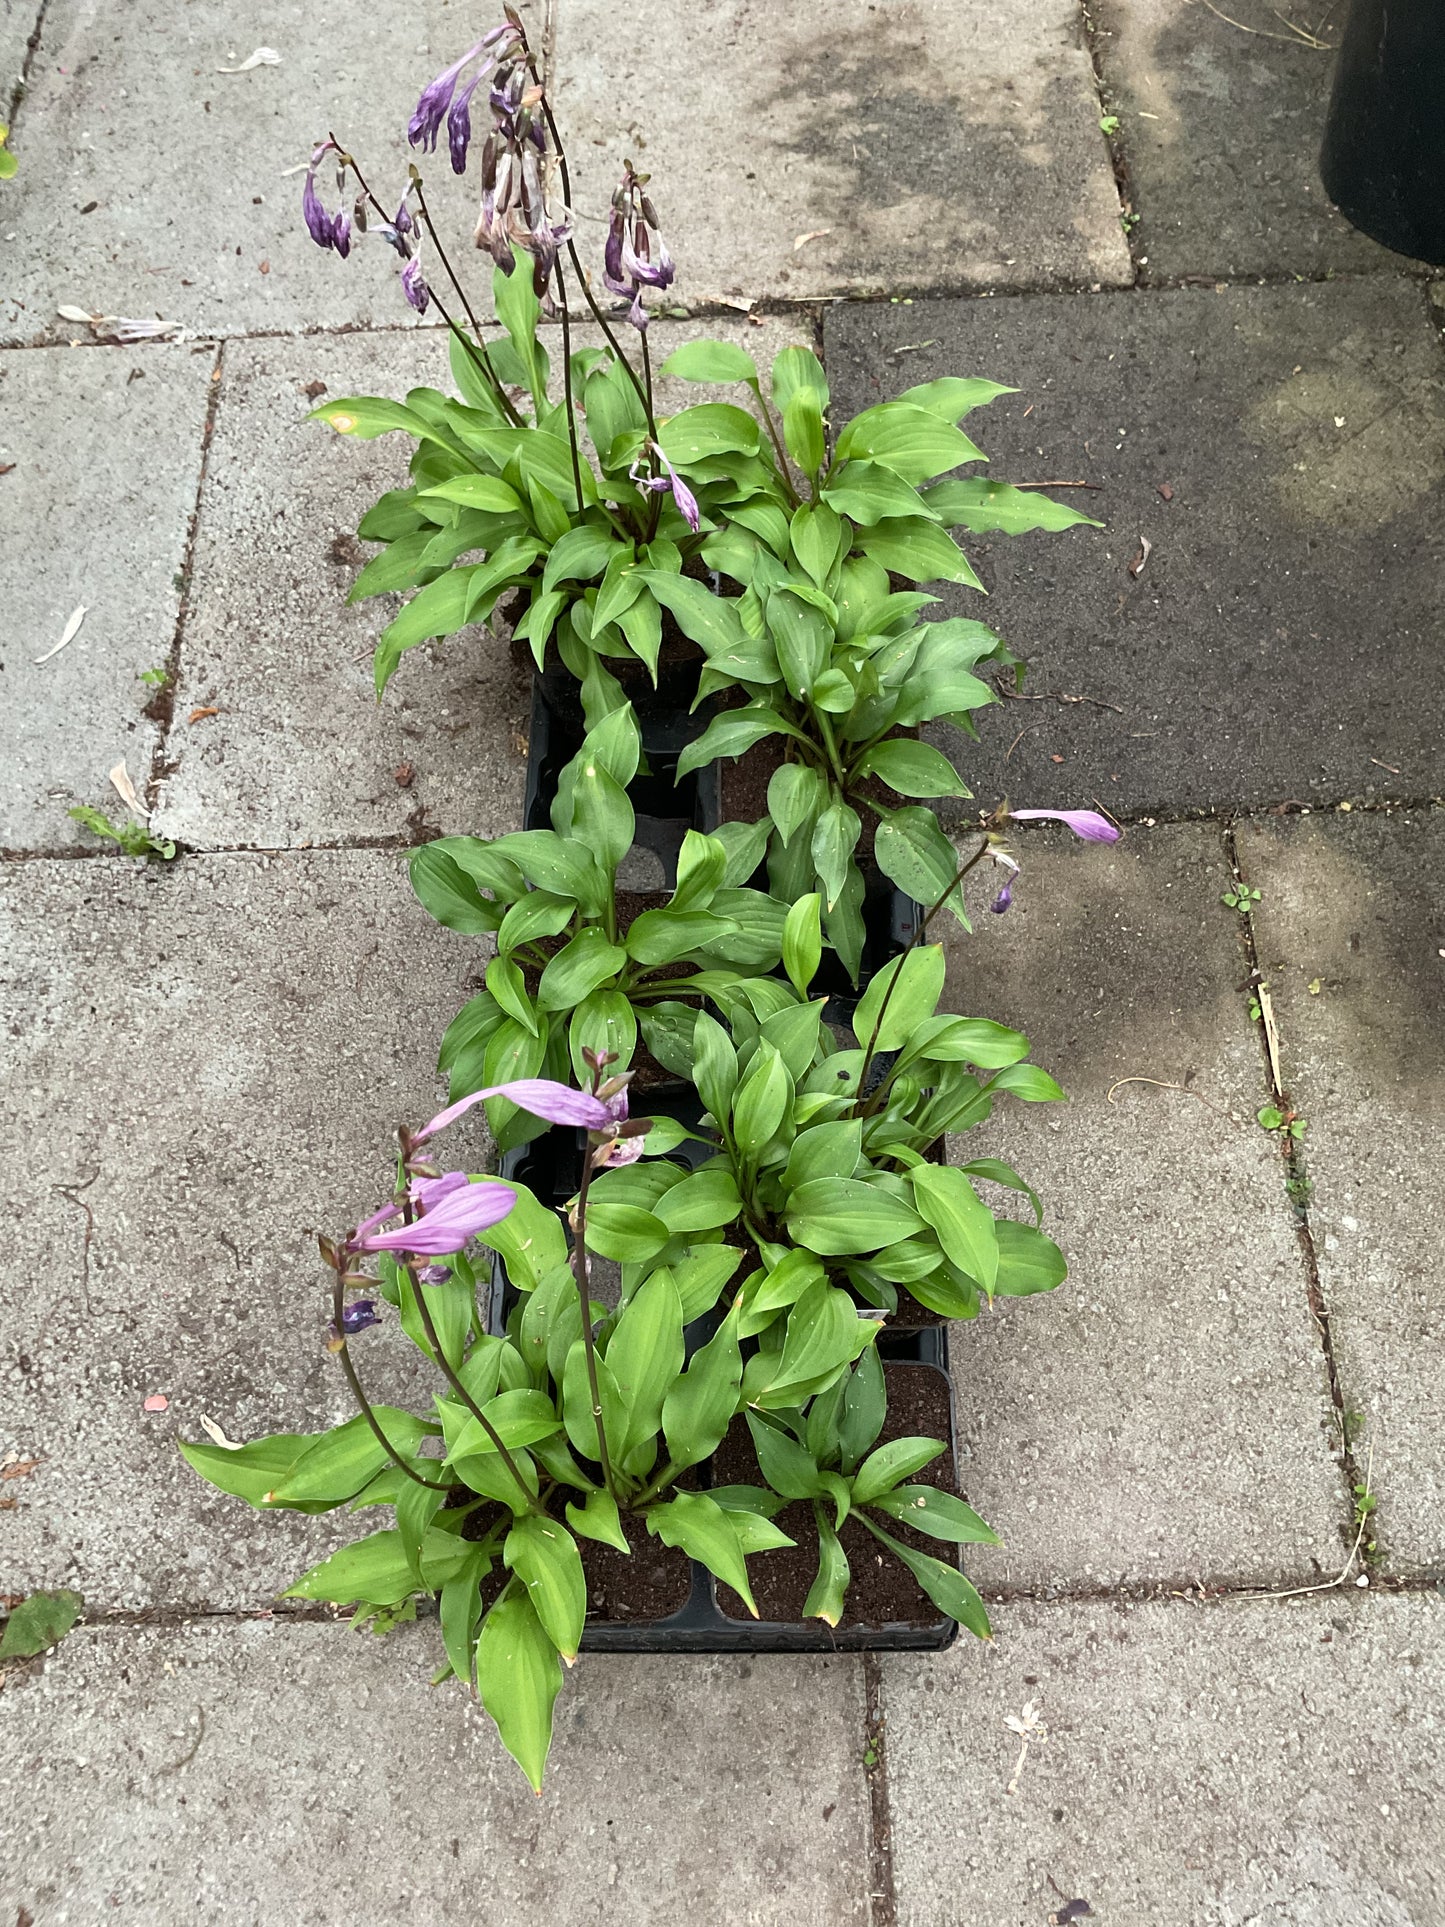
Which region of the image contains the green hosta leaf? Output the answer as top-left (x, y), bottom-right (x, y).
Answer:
top-left (852, 1436), bottom-right (946, 1505)
top-left (869, 1487), bottom-right (1000, 1545)
top-left (420, 473), bottom-right (525, 516)
top-left (607, 1270), bottom-right (685, 1474)
top-left (409, 841), bottom-right (511, 935)
top-left (855, 517), bottom-right (983, 590)
top-left (782, 388), bottom-right (825, 478)
top-left (537, 928), bottom-right (627, 1011)
top-left (897, 1015), bottom-right (1030, 1070)
top-left (374, 567), bottom-right (477, 694)
top-left (640, 570), bottom-right (750, 657)
top-left (823, 459), bottom-right (938, 525)
top-left (768, 763), bottom-right (826, 848)
top-left (692, 1011), bottom-right (739, 1128)
top-left (497, 890), bottom-right (576, 954)
top-left (670, 1243), bottom-right (746, 1323)
top-left (477, 1582), bottom-right (563, 1792)
top-left (993, 1062), bottom-right (1067, 1104)
top-left (803, 1509), bottom-right (851, 1626)
top-left (852, 739), bottom-right (967, 799)
top-left (732, 1043), bottom-right (794, 1155)
top-left (625, 907), bottom-right (736, 967)
top-left (568, 989), bottom-right (636, 1086)
top-left (581, 1203), bottom-right (670, 1265)
top-left (486, 952), bottom-right (539, 1036)
top-left (812, 800), bottom-right (861, 913)
top-left (645, 1490), bottom-right (761, 1617)
top-left (738, 1248), bottom-right (826, 1338)
top-left (789, 503), bottom-right (846, 586)
top-left (347, 530), bottom-right (435, 601)
top-left (561, 1338), bottom-right (628, 1466)
top-left (660, 339), bottom-right (759, 385)
top-left (180, 1430), bottom-right (338, 1511)
top-left (284, 1530), bottom-right (416, 1606)
top-left (769, 588), bottom-right (832, 703)
top-left (669, 829), bottom-right (728, 915)
top-left (908, 1162), bottom-right (998, 1295)
top-left (439, 1548), bottom-right (490, 1685)
top-left (785, 1177), bottom-right (924, 1256)
top-left (676, 704), bottom-right (786, 779)
top-left (852, 944), bottom-right (946, 1053)
top-left (653, 1167), bottom-right (744, 1236)
top-left (662, 1302), bottom-right (744, 1470)
top-left (745, 1411), bottom-right (823, 1501)
top-left (543, 523), bottom-right (623, 593)
top-left (750, 1280), bottom-right (880, 1410)
top-left (264, 1410), bottom-right (433, 1508)
top-left (0, 1590), bottom-right (83, 1660)
top-left (783, 1117), bottom-right (863, 1190)
top-left (839, 1347), bottom-right (887, 1473)
top-left (782, 892), bottom-right (823, 995)
top-left (658, 403), bottom-right (760, 464)
top-left (504, 1515), bottom-right (586, 1662)
top-left (566, 1486), bottom-right (631, 1553)
top-left (873, 806), bottom-right (971, 925)
top-left (358, 487), bottom-right (427, 542)
top-left (859, 1518), bottom-right (991, 1638)
top-left (923, 477), bottom-right (1099, 535)
top-left (898, 376), bottom-right (1014, 421)
top-left (835, 402), bottom-right (984, 481)
top-left (474, 1180), bottom-right (567, 1293)
top-left (771, 346), bottom-right (829, 414)
top-left (960, 1158), bottom-right (1043, 1226)
top-left (994, 1220), bottom-right (1068, 1297)
top-left (310, 395), bottom-right (438, 442)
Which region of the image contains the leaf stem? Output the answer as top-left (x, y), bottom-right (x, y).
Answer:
top-left (329, 1270), bottom-right (450, 1491)
top-left (570, 1114), bottom-right (619, 1502)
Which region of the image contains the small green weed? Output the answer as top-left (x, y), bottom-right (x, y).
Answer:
top-left (69, 805), bottom-right (177, 860)
top-left (1223, 883), bottom-right (1262, 913)
top-left (1258, 1103), bottom-right (1306, 1140)
top-left (1099, 114), bottom-right (1120, 136)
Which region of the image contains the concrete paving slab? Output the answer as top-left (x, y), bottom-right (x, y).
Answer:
top-left (0, 850), bottom-right (493, 1610)
top-left (940, 822), bottom-right (1345, 1592)
top-left (155, 316), bottom-right (812, 850)
top-left (826, 278), bottom-right (1445, 817)
top-left (0, 0), bottom-right (503, 344)
top-left (0, 342), bottom-right (212, 851)
top-left (1239, 808), bottom-right (1445, 1575)
top-left (1094, 0), bottom-right (1422, 282)
top-left (152, 329), bottom-right (530, 850)
top-left (882, 1591), bottom-right (1445, 1927)
top-left (1, 0), bottom-right (38, 91)
top-left (0, 1621), bottom-right (870, 1926)
top-left (554, 0), bottom-right (1131, 303)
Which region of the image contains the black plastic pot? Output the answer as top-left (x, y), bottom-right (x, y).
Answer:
top-left (1320, 0), bottom-right (1445, 265)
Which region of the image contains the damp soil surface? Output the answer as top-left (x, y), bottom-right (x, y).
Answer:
top-left (710, 1362), bottom-right (961, 1628)
top-left (470, 1492), bottom-right (694, 1625)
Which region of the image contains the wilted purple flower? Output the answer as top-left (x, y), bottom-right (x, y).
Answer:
top-left (417, 1263), bottom-right (452, 1285)
top-left (471, 57), bottom-right (572, 303)
top-left (603, 160), bottom-right (674, 330)
top-left (352, 1178), bottom-right (517, 1257)
top-left (1010, 808), bottom-right (1120, 844)
top-left (989, 850), bottom-right (1018, 914)
top-left (401, 254), bottom-right (430, 314)
top-left (408, 25), bottom-right (519, 156)
top-left (628, 446), bottom-right (701, 533)
top-left (302, 142), bottom-right (352, 257)
top-left (339, 1298), bottom-right (381, 1335)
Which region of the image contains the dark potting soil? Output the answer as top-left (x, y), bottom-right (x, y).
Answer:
top-left (718, 733), bottom-right (912, 871)
top-left (709, 1363), bottom-right (960, 1628)
top-left (469, 1491), bottom-right (694, 1624)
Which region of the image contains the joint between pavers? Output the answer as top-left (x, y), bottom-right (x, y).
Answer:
top-left (143, 336), bottom-right (226, 814)
top-left (5, 0), bottom-right (51, 132)
top-left (1077, 0), bottom-right (1141, 287)
top-left (861, 1653), bottom-right (897, 1927)
top-left (1226, 820), bottom-right (1371, 1561)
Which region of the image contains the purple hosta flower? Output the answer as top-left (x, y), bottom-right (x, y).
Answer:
top-left (408, 24), bottom-right (520, 157)
top-left (340, 1298), bottom-right (381, 1335)
top-left (989, 851), bottom-right (1019, 915)
top-left (1009, 808), bottom-right (1120, 843)
top-left (628, 446), bottom-right (701, 533)
top-left (417, 1263), bottom-right (452, 1286)
top-left (412, 1073), bottom-right (651, 1169)
top-left (603, 161), bottom-right (674, 329)
top-left (401, 254), bottom-right (430, 315)
top-left (302, 142), bottom-right (352, 257)
top-left (349, 1175), bottom-right (517, 1258)
top-left (472, 65), bottom-right (572, 303)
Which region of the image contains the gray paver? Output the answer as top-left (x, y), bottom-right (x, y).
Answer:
top-left (155, 316), bottom-right (811, 850)
top-left (0, 1622), bottom-right (870, 1925)
top-left (1095, 0), bottom-right (1421, 282)
top-left (883, 1591), bottom-right (1445, 1927)
top-left (826, 278), bottom-right (1445, 816)
top-left (153, 329), bottom-right (530, 850)
top-left (1240, 808), bottom-right (1445, 1575)
top-left (0, 342), bottom-right (212, 850)
top-left (1, 0), bottom-right (37, 91)
top-left (0, 850), bottom-right (492, 1609)
top-left (554, 0), bottom-right (1131, 302)
top-left (939, 823), bottom-right (1345, 1591)
top-left (0, 0), bottom-right (498, 344)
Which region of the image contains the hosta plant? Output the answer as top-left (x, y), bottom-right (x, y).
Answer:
top-left (409, 702), bottom-right (785, 1145)
top-left (300, 18), bottom-right (1095, 731)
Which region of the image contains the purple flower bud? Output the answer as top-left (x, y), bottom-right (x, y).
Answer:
top-left (330, 212), bottom-right (352, 260)
top-left (447, 70), bottom-right (484, 174)
top-left (340, 1298), bottom-right (381, 1335)
top-left (417, 1263), bottom-right (452, 1285)
top-left (394, 198), bottom-right (413, 237)
top-left (668, 467), bottom-right (700, 533)
top-left (1010, 809), bottom-right (1120, 843)
top-left (401, 254), bottom-right (430, 314)
top-left (302, 142), bottom-right (351, 258)
top-left (989, 881), bottom-right (1013, 915)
